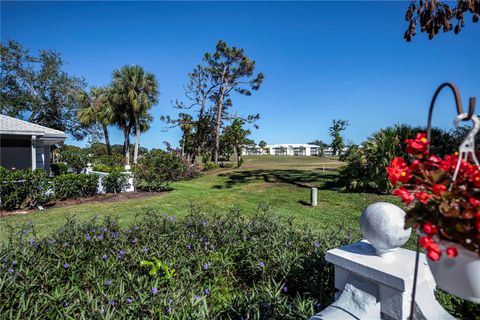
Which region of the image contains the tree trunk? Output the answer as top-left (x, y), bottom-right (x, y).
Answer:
top-left (124, 129), bottom-right (130, 166)
top-left (134, 117), bottom-right (140, 164)
top-left (234, 143), bottom-right (240, 168)
top-left (191, 97), bottom-right (207, 165)
top-left (214, 93), bottom-right (224, 164)
top-left (102, 124), bottom-right (112, 156)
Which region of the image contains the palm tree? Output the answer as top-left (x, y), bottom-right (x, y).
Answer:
top-left (77, 87), bottom-right (114, 155)
top-left (112, 65), bottom-right (159, 164)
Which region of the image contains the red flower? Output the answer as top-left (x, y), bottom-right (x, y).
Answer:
top-left (471, 171), bottom-right (480, 188)
top-left (419, 235), bottom-right (433, 248)
top-left (405, 133), bottom-right (429, 155)
top-left (431, 184), bottom-right (447, 195)
top-left (415, 192), bottom-right (431, 204)
top-left (386, 157), bottom-right (412, 185)
top-left (424, 239), bottom-right (442, 261)
top-left (439, 155), bottom-right (458, 172)
top-left (427, 249), bottom-right (442, 261)
top-left (423, 222), bottom-right (438, 235)
top-left (393, 188), bottom-right (414, 205)
top-left (446, 246), bottom-right (458, 258)
top-left (469, 197), bottom-right (480, 208)
top-left (410, 159), bottom-right (421, 171)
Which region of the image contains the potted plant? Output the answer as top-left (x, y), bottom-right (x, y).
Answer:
top-left (386, 132), bottom-right (480, 303)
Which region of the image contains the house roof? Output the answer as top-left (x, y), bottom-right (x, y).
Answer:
top-left (0, 114), bottom-right (67, 141)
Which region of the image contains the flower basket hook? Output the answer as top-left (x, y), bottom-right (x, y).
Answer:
top-left (426, 82), bottom-right (477, 146)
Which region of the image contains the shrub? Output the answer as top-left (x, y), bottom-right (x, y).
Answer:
top-left (58, 146), bottom-right (89, 173)
top-left (102, 169), bottom-right (130, 194)
top-left (0, 209), bottom-right (351, 318)
top-left (92, 165), bottom-right (124, 174)
top-left (203, 161), bottom-right (219, 171)
top-left (53, 173), bottom-right (98, 200)
top-left (94, 154), bottom-right (125, 167)
top-left (134, 150), bottom-right (197, 192)
top-left (338, 125), bottom-right (468, 193)
top-left (50, 162), bottom-right (69, 176)
top-left (0, 168), bottom-right (52, 211)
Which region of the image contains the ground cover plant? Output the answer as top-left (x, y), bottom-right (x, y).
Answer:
top-left (0, 209), bottom-right (351, 319)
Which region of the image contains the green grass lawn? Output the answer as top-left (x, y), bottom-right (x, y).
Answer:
top-left (0, 156), bottom-right (396, 241)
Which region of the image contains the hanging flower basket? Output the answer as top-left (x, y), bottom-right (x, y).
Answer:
top-left (386, 83), bottom-right (480, 303)
top-left (426, 238), bottom-right (480, 303)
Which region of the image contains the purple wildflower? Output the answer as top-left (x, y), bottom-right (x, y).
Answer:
top-left (102, 254), bottom-right (108, 261)
top-left (283, 286), bottom-right (288, 293)
top-left (24, 229), bottom-right (30, 234)
top-left (99, 308), bottom-right (104, 314)
top-left (109, 300), bottom-right (116, 306)
top-left (162, 213), bottom-right (167, 218)
top-left (101, 227), bottom-right (107, 232)
top-left (169, 216), bottom-right (174, 221)
top-left (133, 226), bottom-right (139, 230)
top-left (117, 250), bottom-right (125, 259)
top-left (151, 287), bottom-right (158, 295)
top-left (64, 302), bottom-right (69, 307)
top-left (314, 241), bottom-right (320, 248)
top-left (105, 280), bottom-right (112, 286)
top-left (7, 268), bottom-right (14, 274)
top-left (204, 288), bottom-right (210, 295)
top-left (47, 238), bottom-right (56, 244)
top-left (11, 260), bottom-right (17, 265)
top-left (28, 238), bottom-right (35, 246)
top-left (85, 234), bottom-right (91, 241)
top-left (126, 297), bottom-right (133, 304)
top-left (186, 243), bottom-right (192, 250)
top-left (168, 298), bottom-right (173, 304)
top-left (193, 294), bottom-right (200, 300)
top-left (203, 262), bottom-right (210, 270)
top-left (258, 261), bottom-right (265, 268)
top-left (97, 235), bottom-right (103, 240)
top-left (2, 258), bottom-right (7, 263)
top-left (132, 238), bottom-right (138, 244)
top-left (143, 247), bottom-right (149, 253)
top-left (202, 220), bottom-right (208, 226)
top-left (63, 263), bottom-right (70, 269)
top-left (166, 307), bottom-right (172, 314)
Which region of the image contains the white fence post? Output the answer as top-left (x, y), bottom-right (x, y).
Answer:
top-left (309, 203), bottom-right (454, 320)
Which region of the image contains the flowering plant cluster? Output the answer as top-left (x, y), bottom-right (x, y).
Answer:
top-left (387, 133), bottom-right (480, 261)
top-left (0, 209), bottom-right (350, 319)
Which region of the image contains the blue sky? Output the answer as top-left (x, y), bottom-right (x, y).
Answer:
top-left (1, 1), bottom-right (479, 149)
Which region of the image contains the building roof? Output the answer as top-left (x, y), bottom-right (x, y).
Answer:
top-left (0, 114), bottom-right (67, 140)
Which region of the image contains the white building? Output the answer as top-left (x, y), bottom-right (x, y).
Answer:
top-left (242, 144), bottom-right (322, 156)
top-left (0, 114), bottom-right (67, 172)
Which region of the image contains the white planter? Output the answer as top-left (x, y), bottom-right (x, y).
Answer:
top-left (427, 240), bottom-right (480, 303)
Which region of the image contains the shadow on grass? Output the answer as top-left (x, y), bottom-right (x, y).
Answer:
top-left (212, 169), bottom-right (340, 190)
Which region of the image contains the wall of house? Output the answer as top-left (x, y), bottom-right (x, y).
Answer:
top-left (0, 135), bottom-right (32, 170)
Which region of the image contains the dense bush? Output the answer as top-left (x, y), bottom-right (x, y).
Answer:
top-left (58, 146), bottom-right (89, 173)
top-left (134, 150), bottom-right (198, 192)
top-left (203, 161), bottom-right (220, 171)
top-left (93, 154), bottom-right (125, 167)
top-left (50, 162), bottom-right (69, 176)
top-left (0, 209), bottom-right (351, 319)
top-left (92, 165), bottom-right (124, 174)
top-left (338, 125), bottom-right (473, 193)
top-left (53, 173), bottom-right (99, 200)
top-left (0, 168), bottom-right (52, 211)
top-left (102, 169), bottom-right (130, 194)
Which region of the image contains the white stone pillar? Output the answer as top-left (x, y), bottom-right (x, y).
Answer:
top-left (31, 135), bottom-right (36, 170)
top-left (310, 202), bottom-right (454, 320)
